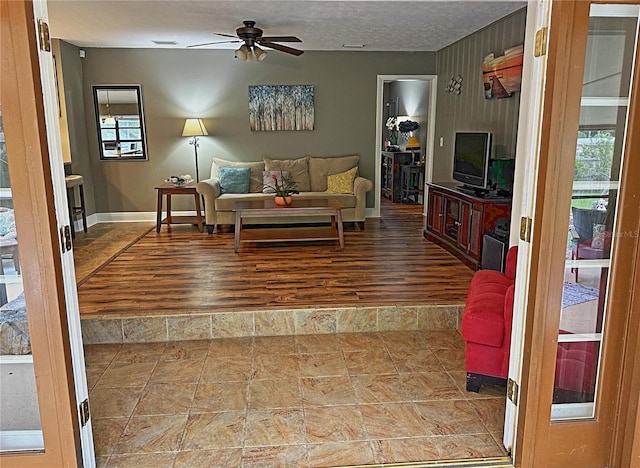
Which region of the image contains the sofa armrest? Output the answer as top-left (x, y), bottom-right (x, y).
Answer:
top-left (352, 176), bottom-right (373, 221)
top-left (498, 284), bottom-right (516, 377)
top-left (503, 285), bottom-right (515, 338)
top-left (505, 246), bottom-right (518, 280)
top-left (196, 178), bottom-right (220, 227)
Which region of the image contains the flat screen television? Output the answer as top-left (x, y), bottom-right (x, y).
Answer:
top-left (452, 131), bottom-right (492, 191)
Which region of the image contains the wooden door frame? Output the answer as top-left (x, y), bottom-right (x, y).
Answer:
top-left (0, 1), bottom-right (81, 466)
top-left (374, 74), bottom-right (438, 218)
top-left (515, 1), bottom-right (640, 466)
top-left (609, 3), bottom-right (640, 463)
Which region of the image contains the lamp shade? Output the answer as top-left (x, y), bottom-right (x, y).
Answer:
top-left (406, 135), bottom-right (420, 149)
top-left (182, 119), bottom-right (208, 137)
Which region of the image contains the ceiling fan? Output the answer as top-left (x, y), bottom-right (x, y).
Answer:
top-left (187, 20), bottom-right (303, 61)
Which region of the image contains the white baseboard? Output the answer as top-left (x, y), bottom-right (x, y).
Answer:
top-left (95, 211), bottom-right (199, 223)
top-left (73, 213), bottom-right (99, 231)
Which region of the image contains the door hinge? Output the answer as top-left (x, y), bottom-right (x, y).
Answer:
top-left (507, 378), bottom-right (519, 405)
top-left (61, 225), bottom-right (72, 252)
top-left (79, 399), bottom-right (90, 426)
top-left (534, 27), bottom-right (548, 57)
top-left (38, 20), bottom-right (51, 52)
top-left (520, 216), bottom-right (532, 243)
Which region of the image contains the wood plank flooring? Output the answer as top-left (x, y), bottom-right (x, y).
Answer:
top-left (76, 200), bottom-right (474, 318)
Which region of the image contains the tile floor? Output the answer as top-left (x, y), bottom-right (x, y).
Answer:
top-left (86, 330), bottom-right (508, 467)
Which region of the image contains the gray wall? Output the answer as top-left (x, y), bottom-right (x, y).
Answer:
top-left (432, 9), bottom-right (526, 182)
top-left (57, 40), bottom-right (96, 215)
top-left (77, 49), bottom-right (437, 213)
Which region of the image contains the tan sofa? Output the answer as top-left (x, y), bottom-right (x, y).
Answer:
top-left (196, 155), bottom-right (373, 233)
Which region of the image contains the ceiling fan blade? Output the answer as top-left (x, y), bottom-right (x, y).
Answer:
top-left (187, 39), bottom-right (241, 48)
top-left (212, 32), bottom-right (239, 39)
top-left (260, 36), bottom-right (302, 43)
top-left (258, 41), bottom-right (304, 56)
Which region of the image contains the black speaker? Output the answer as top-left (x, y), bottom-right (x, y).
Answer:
top-left (481, 234), bottom-right (508, 272)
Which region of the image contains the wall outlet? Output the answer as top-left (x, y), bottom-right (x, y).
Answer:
top-left (439, 137), bottom-right (444, 147)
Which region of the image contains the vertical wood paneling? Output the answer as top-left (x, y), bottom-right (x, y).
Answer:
top-left (433, 9), bottom-right (527, 182)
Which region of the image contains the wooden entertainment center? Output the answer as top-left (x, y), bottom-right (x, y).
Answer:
top-left (424, 183), bottom-right (511, 269)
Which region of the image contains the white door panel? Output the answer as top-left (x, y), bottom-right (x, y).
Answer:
top-left (503, 0), bottom-right (552, 455)
top-left (32, 1), bottom-right (95, 465)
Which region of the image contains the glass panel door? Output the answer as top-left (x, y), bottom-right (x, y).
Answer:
top-left (444, 197), bottom-right (460, 241)
top-left (0, 110), bottom-right (44, 452)
top-left (552, 4), bottom-right (639, 421)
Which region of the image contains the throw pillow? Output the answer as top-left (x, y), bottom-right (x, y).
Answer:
top-left (262, 170), bottom-right (290, 193)
top-left (326, 166), bottom-right (358, 194)
top-left (211, 157), bottom-right (265, 193)
top-left (263, 156), bottom-right (311, 192)
top-left (308, 155), bottom-right (360, 192)
top-left (219, 167), bottom-right (250, 194)
top-left (591, 223), bottom-right (606, 249)
top-left (0, 209), bottom-right (16, 238)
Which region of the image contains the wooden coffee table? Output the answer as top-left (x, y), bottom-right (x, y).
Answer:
top-left (233, 199), bottom-right (344, 252)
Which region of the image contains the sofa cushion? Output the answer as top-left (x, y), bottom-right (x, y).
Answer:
top-left (308, 155), bottom-right (360, 192)
top-left (264, 157), bottom-right (311, 192)
top-left (219, 167), bottom-right (250, 194)
top-left (211, 157), bottom-right (265, 193)
top-left (326, 166), bottom-right (358, 194)
top-left (262, 170), bottom-right (290, 194)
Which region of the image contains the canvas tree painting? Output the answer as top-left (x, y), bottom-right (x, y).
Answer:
top-left (248, 85), bottom-right (314, 131)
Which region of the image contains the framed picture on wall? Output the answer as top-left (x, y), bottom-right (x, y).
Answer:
top-left (248, 85), bottom-right (314, 131)
top-left (482, 44), bottom-right (524, 99)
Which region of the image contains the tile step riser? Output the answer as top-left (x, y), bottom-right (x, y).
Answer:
top-left (81, 305), bottom-right (464, 344)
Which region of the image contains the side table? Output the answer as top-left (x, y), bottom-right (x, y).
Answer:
top-left (155, 183), bottom-right (203, 233)
top-left (65, 174), bottom-right (87, 239)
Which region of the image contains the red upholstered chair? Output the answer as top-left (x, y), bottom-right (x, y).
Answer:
top-left (570, 206), bottom-right (608, 281)
top-left (461, 246), bottom-right (517, 392)
top-left (553, 331), bottom-right (599, 403)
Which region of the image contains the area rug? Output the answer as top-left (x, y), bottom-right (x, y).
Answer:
top-left (562, 282), bottom-right (600, 309)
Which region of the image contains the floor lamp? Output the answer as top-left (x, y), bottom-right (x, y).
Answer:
top-left (182, 119), bottom-right (208, 183)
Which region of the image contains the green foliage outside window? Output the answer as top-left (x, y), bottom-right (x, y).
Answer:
top-left (574, 130), bottom-right (614, 181)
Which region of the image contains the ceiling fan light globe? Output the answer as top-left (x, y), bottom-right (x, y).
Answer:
top-left (235, 44), bottom-right (250, 61)
top-left (253, 45), bottom-right (267, 61)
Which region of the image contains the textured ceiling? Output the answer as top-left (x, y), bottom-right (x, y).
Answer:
top-left (48, 0), bottom-right (526, 52)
